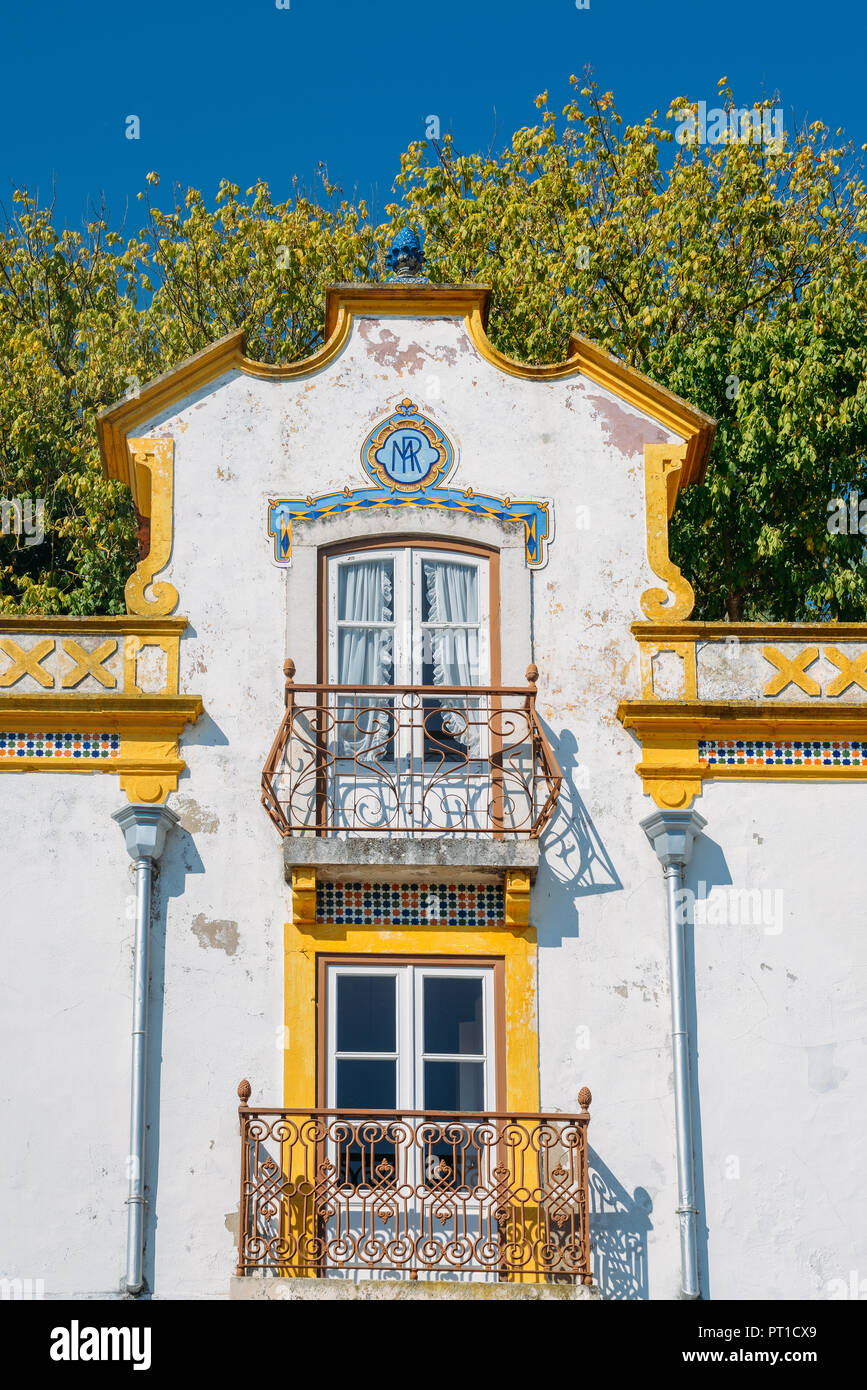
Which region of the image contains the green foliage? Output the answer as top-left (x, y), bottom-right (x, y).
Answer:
top-left (2, 78), bottom-right (866, 618)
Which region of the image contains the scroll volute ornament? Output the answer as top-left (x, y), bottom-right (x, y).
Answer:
top-left (640, 442), bottom-right (696, 623)
top-left (124, 438), bottom-right (179, 616)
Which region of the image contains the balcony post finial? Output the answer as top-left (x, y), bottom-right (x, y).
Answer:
top-left (526, 662), bottom-right (539, 687)
top-left (238, 1079), bottom-right (252, 1107)
top-left (283, 659), bottom-right (295, 707)
top-left (578, 1086), bottom-right (592, 1115)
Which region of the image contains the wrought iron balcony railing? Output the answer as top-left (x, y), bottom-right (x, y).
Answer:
top-left (236, 1082), bottom-right (593, 1283)
top-left (261, 661), bottom-right (562, 838)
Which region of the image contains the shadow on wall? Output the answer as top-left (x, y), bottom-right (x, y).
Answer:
top-left (533, 726), bottom-right (623, 944)
top-left (541, 728), bottom-right (622, 896)
top-left (588, 1147), bottom-right (653, 1300)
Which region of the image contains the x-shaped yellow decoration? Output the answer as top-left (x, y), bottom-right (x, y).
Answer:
top-left (762, 646), bottom-right (821, 697)
top-left (0, 637), bottom-right (55, 688)
top-left (824, 646), bottom-right (867, 697)
top-left (61, 638), bottom-right (118, 689)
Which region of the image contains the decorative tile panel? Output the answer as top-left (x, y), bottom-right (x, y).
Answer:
top-left (315, 880), bottom-right (505, 926)
top-left (699, 738), bottom-right (867, 768)
top-left (268, 398), bottom-right (551, 570)
top-left (0, 732), bottom-right (120, 760)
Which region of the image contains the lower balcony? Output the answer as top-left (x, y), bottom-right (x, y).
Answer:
top-left (232, 1083), bottom-right (597, 1300)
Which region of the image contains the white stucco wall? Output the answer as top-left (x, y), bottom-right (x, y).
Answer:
top-left (0, 774), bottom-right (132, 1296)
top-left (690, 781), bottom-right (867, 1301)
top-left (2, 306), bottom-right (864, 1300)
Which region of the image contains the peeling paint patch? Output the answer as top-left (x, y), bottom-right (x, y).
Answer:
top-left (585, 391), bottom-right (669, 456)
top-left (610, 980), bottom-right (660, 1004)
top-left (174, 796), bottom-right (220, 834)
top-left (358, 321), bottom-right (428, 374)
top-left (192, 913), bottom-right (239, 955)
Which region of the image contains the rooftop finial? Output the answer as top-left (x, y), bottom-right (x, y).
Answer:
top-left (385, 226), bottom-right (425, 283)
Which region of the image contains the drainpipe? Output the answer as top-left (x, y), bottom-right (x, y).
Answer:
top-left (113, 803), bottom-right (179, 1296)
top-left (641, 807), bottom-right (706, 1299)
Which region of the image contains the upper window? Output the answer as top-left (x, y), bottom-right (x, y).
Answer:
top-left (326, 545), bottom-right (491, 689)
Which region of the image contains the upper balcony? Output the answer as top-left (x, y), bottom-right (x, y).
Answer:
top-left (262, 660), bottom-right (562, 846)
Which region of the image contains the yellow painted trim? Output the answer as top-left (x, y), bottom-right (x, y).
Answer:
top-left (98, 285), bottom-right (715, 507)
top-left (124, 438), bottom-right (179, 616)
top-left (762, 645), bottom-right (821, 697)
top-left (97, 317), bottom-right (353, 509)
top-left (123, 633), bottom-right (180, 696)
top-left (504, 868), bottom-right (532, 927)
top-left (640, 443), bottom-right (696, 623)
top-left (565, 334), bottom-right (715, 487)
top-left (60, 638), bottom-right (118, 690)
top-left (639, 640), bottom-right (697, 700)
top-left (631, 620), bottom-right (867, 641)
top-left (0, 619), bottom-right (186, 697)
top-left (290, 867), bottom-right (317, 926)
top-left (0, 637), bottom-right (55, 688)
top-left (825, 646), bottom-right (867, 697)
top-left (618, 699), bottom-right (867, 807)
top-left (618, 699), bottom-right (867, 736)
top-left (282, 922), bottom-right (539, 1115)
top-left (0, 616), bottom-right (188, 635)
top-left (0, 693), bottom-right (203, 803)
top-left (324, 284), bottom-right (493, 337)
top-left (705, 764), bottom-right (867, 781)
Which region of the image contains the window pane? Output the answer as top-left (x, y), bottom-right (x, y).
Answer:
top-left (424, 1060), bottom-right (485, 1112)
top-left (336, 975), bottom-right (396, 1052)
top-left (336, 1059), bottom-right (396, 1110)
top-left (337, 628), bottom-right (393, 686)
top-left (424, 976), bottom-right (484, 1054)
top-left (338, 558), bottom-right (394, 623)
top-left (421, 559), bottom-right (478, 623)
top-left (422, 629), bottom-right (479, 687)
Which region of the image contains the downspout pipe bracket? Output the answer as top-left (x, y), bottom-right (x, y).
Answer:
top-left (641, 808), bottom-right (706, 868)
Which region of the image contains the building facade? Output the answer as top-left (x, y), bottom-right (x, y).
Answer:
top-left (2, 265), bottom-right (865, 1300)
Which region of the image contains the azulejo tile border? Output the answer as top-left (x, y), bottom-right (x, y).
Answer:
top-left (699, 738), bottom-right (867, 768)
top-left (0, 732), bottom-right (121, 760)
top-left (315, 880), bottom-right (506, 927)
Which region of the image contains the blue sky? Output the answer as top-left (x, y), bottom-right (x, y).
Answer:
top-left (1, 0), bottom-right (864, 232)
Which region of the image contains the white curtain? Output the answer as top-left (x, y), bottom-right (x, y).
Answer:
top-left (424, 560), bottom-right (480, 756)
top-left (338, 559), bottom-right (393, 685)
top-left (337, 559), bottom-right (393, 756)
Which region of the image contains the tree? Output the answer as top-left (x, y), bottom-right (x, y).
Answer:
top-left (394, 76), bottom-right (867, 620)
top-left (2, 77), bottom-right (866, 619)
top-left (0, 191), bottom-right (148, 613)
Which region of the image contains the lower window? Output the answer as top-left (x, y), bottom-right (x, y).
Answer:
top-left (323, 959), bottom-right (500, 1113)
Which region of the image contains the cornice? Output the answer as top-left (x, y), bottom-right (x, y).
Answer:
top-left (0, 693), bottom-right (203, 730)
top-left (632, 621), bottom-right (867, 641)
top-left (98, 284), bottom-right (716, 510)
top-left (0, 616), bottom-right (188, 634)
top-left (618, 699), bottom-right (867, 737)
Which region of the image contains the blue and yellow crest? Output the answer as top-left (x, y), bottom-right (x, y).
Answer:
top-left (268, 400), bottom-right (551, 569)
top-left (362, 399), bottom-right (453, 492)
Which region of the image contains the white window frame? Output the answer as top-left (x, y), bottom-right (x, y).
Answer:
top-left (326, 546), bottom-right (490, 688)
top-left (410, 548), bottom-right (490, 688)
top-left (325, 961), bottom-right (496, 1113)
